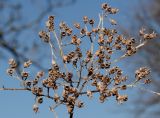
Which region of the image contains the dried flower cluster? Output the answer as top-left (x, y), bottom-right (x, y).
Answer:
top-left (1, 3), bottom-right (158, 118)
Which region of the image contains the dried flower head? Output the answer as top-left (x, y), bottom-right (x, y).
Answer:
top-left (77, 101), bottom-right (84, 108)
top-left (39, 30), bottom-right (50, 43)
top-left (24, 60), bottom-right (32, 68)
top-left (87, 90), bottom-right (93, 98)
top-left (116, 95), bottom-right (128, 104)
top-left (8, 58), bottom-right (17, 68)
top-left (110, 18), bottom-right (117, 25)
top-left (143, 32), bottom-right (157, 40)
top-left (37, 97), bottom-right (43, 104)
top-left (101, 3), bottom-right (108, 10)
top-left (33, 104), bottom-right (39, 113)
top-left (83, 16), bottom-right (89, 24)
top-left (135, 67), bottom-right (150, 80)
top-left (74, 22), bottom-right (81, 29)
top-left (6, 68), bottom-right (15, 76)
top-left (89, 19), bottom-right (95, 26)
top-left (46, 16), bottom-right (55, 31)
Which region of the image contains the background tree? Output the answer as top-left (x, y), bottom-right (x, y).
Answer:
top-left (119, 0), bottom-right (160, 117)
top-left (0, 0), bottom-right (76, 72)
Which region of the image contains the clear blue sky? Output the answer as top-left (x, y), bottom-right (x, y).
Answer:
top-left (0, 0), bottom-right (147, 118)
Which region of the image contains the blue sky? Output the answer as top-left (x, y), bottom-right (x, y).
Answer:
top-left (0, 0), bottom-right (150, 118)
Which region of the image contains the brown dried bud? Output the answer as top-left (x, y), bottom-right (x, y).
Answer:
top-left (98, 36), bottom-right (104, 45)
top-left (53, 94), bottom-right (60, 103)
top-left (24, 80), bottom-right (32, 87)
top-left (36, 71), bottom-right (44, 79)
top-left (33, 104), bottom-right (39, 113)
top-left (126, 47), bottom-right (137, 56)
top-left (59, 21), bottom-right (67, 29)
top-left (110, 19), bottom-right (117, 25)
top-left (110, 8), bottom-right (119, 14)
top-left (89, 19), bottom-right (95, 26)
top-left (39, 31), bottom-right (50, 43)
top-left (88, 67), bottom-right (94, 76)
top-left (66, 28), bottom-right (72, 36)
top-left (80, 28), bottom-right (86, 35)
top-left (92, 28), bottom-right (99, 33)
top-left (77, 101), bottom-right (84, 108)
top-left (86, 50), bottom-right (92, 58)
top-left (87, 90), bottom-right (93, 98)
top-left (99, 94), bottom-right (107, 103)
top-left (61, 31), bottom-right (66, 37)
top-left (63, 55), bottom-right (69, 63)
top-left (46, 16), bottom-right (55, 31)
top-left (143, 32), bottom-right (157, 40)
top-left (121, 85), bottom-right (127, 90)
top-left (74, 23), bottom-right (81, 29)
top-left (24, 60), bottom-right (32, 68)
top-left (21, 71), bottom-right (29, 78)
top-left (37, 97), bottom-right (43, 104)
top-left (83, 16), bottom-right (89, 24)
top-left (71, 35), bottom-right (81, 45)
top-left (8, 58), bottom-right (17, 68)
top-left (144, 79), bottom-right (151, 84)
top-left (101, 3), bottom-right (108, 9)
top-left (6, 68), bottom-right (15, 76)
top-left (67, 72), bottom-right (73, 82)
top-left (135, 67), bottom-right (150, 80)
top-left (91, 80), bottom-right (97, 86)
top-left (111, 88), bottom-right (118, 96)
top-left (86, 32), bottom-right (91, 37)
top-left (117, 95), bottom-right (128, 104)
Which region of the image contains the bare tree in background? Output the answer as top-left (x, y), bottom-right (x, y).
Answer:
top-left (0, 0), bottom-right (76, 71)
top-left (120, 0), bottom-right (160, 117)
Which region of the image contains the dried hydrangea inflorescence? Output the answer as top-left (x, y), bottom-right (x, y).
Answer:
top-left (3, 2), bottom-right (157, 117)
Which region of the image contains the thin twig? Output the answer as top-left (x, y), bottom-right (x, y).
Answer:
top-left (53, 31), bottom-right (68, 72)
top-left (0, 87), bottom-right (29, 91)
top-left (49, 42), bottom-right (57, 64)
top-left (76, 60), bottom-right (83, 88)
top-left (112, 41), bottom-right (147, 64)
